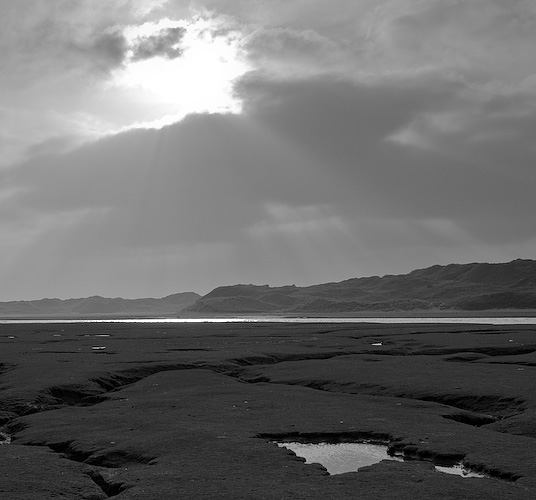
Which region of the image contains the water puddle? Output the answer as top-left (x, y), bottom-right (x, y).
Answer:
top-left (274, 440), bottom-right (487, 478)
top-left (277, 441), bottom-right (402, 474)
top-left (435, 463), bottom-right (486, 478)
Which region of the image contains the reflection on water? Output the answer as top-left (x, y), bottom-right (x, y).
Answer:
top-left (435, 464), bottom-right (486, 478)
top-left (1, 317), bottom-right (536, 325)
top-left (276, 441), bottom-right (487, 478)
top-left (277, 441), bottom-right (402, 475)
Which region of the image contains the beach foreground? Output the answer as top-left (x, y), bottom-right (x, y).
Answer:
top-left (1, 322), bottom-right (536, 499)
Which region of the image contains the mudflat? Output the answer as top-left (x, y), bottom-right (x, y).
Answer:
top-left (1, 321), bottom-right (536, 499)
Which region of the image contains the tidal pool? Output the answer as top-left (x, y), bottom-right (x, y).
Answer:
top-left (276, 441), bottom-right (487, 478)
top-left (434, 464), bottom-right (487, 478)
top-left (277, 441), bottom-right (402, 474)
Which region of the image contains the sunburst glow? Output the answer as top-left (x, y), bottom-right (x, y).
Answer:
top-left (111, 18), bottom-right (249, 128)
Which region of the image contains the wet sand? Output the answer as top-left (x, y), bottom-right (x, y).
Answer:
top-left (1, 322), bottom-right (536, 499)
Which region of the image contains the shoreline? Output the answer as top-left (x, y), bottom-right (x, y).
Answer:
top-left (1, 308), bottom-right (536, 322)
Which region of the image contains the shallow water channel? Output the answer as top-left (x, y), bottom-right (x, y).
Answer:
top-left (275, 441), bottom-right (487, 478)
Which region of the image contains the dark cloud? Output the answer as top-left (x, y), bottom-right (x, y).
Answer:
top-left (131, 27), bottom-right (186, 61)
top-left (370, 0), bottom-right (536, 83)
top-left (86, 31), bottom-right (129, 70)
top-left (5, 72), bottom-right (536, 252)
top-left (3, 68), bottom-right (536, 299)
top-left (236, 75), bottom-right (536, 236)
top-left (0, 1), bottom-right (153, 83)
top-left (62, 30), bottom-right (129, 74)
top-left (243, 27), bottom-right (345, 75)
top-left (25, 135), bottom-right (82, 158)
top-left (186, 0), bottom-right (375, 40)
top-left (3, 111), bottom-right (317, 246)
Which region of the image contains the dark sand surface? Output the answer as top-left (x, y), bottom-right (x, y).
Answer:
top-left (1, 322), bottom-right (536, 499)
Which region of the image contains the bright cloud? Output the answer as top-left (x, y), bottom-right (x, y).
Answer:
top-left (110, 17), bottom-right (248, 126)
top-left (0, 2), bottom-right (248, 167)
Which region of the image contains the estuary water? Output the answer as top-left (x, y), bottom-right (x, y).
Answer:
top-left (1, 316), bottom-right (536, 325)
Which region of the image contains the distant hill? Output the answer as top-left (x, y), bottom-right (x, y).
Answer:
top-left (0, 292), bottom-right (201, 318)
top-left (186, 259), bottom-right (536, 314)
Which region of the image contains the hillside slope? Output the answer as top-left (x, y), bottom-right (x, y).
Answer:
top-left (187, 259), bottom-right (536, 313)
top-left (0, 292), bottom-right (201, 318)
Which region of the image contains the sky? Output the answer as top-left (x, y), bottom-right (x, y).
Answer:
top-left (1, 0), bottom-right (536, 300)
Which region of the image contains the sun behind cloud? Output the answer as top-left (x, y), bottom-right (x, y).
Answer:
top-left (110, 17), bottom-right (249, 129)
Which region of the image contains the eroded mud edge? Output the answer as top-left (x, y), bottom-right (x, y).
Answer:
top-left (257, 431), bottom-right (522, 482)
